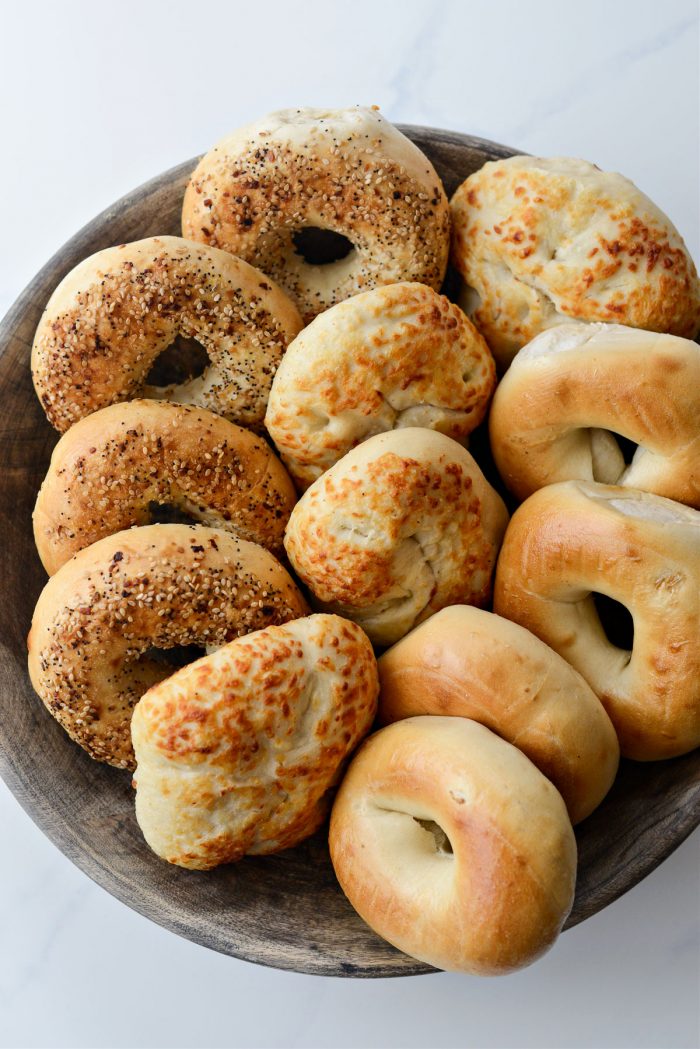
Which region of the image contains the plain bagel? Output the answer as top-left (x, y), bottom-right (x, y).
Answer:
top-left (494, 481), bottom-right (700, 760)
top-left (283, 428), bottom-right (509, 646)
top-left (450, 155), bottom-right (700, 369)
top-left (329, 716), bottom-right (577, 975)
top-left (31, 236), bottom-right (303, 433)
top-left (378, 606), bottom-right (619, 824)
top-left (33, 399), bottom-right (297, 574)
top-left (489, 323), bottom-right (700, 506)
top-left (27, 524), bottom-right (307, 769)
top-left (265, 281), bottom-right (496, 490)
top-left (182, 107), bottom-right (450, 322)
top-left (132, 614), bottom-right (378, 869)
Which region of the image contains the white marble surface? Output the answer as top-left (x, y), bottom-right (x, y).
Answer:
top-left (1, 1), bottom-right (699, 1046)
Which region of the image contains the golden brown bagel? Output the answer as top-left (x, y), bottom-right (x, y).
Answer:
top-left (450, 156), bottom-right (700, 369)
top-left (27, 524), bottom-right (307, 770)
top-left (377, 606), bottom-right (619, 823)
top-left (329, 716), bottom-right (577, 975)
top-left (283, 428), bottom-right (509, 646)
top-left (489, 324), bottom-right (700, 506)
top-left (494, 481), bottom-right (700, 760)
top-left (31, 236), bottom-right (303, 433)
top-left (265, 282), bottom-right (495, 490)
top-left (182, 107), bottom-right (450, 322)
top-left (132, 614), bottom-right (378, 869)
top-left (33, 399), bottom-right (297, 574)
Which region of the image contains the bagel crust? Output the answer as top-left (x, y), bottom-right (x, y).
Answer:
top-left (329, 716), bottom-right (577, 975)
top-left (31, 236), bottom-right (303, 433)
top-left (451, 156), bottom-right (700, 368)
top-left (27, 524), bottom-right (308, 769)
top-left (490, 324), bottom-right (700, 506)
top-left (494, 481), bottom-right (700, 760)
top-left (182, 107), bottom-right (450, 322)
top-left (132, 614), bottom-right (378, 869)
top-left (265, 282), bottom-right (496, 489)
top-left (378, 606), bottom-right (619, 824)
top-left (33, 399), bottom-right (297, 574)
top-left (284, 429), bottom-right (509, 646)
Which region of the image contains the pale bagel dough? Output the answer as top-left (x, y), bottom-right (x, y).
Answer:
top-left (489, 323), bottom-right (700, 505)
top-left (494, 481), bottom-right (700, 760)
top-left (329, 716), bottom-right (576, 974)
top-left (378, 605), bottom-right (619, 824)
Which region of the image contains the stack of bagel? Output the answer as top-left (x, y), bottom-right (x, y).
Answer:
top-left (26, 106), bottom-right (700, 976)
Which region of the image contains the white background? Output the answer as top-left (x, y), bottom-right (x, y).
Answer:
top-left (1, 2), bottom-right (698, 1047)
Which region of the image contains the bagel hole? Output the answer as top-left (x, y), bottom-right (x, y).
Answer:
top-left (440, 265), bottom-right (466, 306)
top-left (414, 818), bottom-right (453, 855)
top-left (599, 431), bottom-right (638, 466)
top-left (592, 592), bottom-right (634, 652)
top-left (615, 434), bottom-right (639, 465)
top-left (147, 644), bottom-right (206, 669)
top-left (147, 501), bottom-right (199, 526)
top-left (590, 429), bottom-right (641, 484)
top-left (292, 228), bottom-right (353, 265)
top-left (145, 335), bottom-right (209, 387)
top-left (451, 273), bottom-right (482, 318)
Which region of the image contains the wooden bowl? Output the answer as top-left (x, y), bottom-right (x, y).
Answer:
top-left (1, 127), bottom-right (699, 978)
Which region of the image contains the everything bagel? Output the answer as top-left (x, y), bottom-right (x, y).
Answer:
top-left (489, 323), bottom-right (700, 505)
top-left (494, 481), bottom-right (700, 760)
top-left (28, 524), bottom-right (307, 769)
top-left (182, 107), bottom-right (450, 322)
top-left (33, 399), bottom-right (297, 574)
top-left (32, 236), bottom-right (303, 433)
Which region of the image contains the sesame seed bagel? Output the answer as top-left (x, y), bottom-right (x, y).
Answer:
top-left (265, 282), bottom-right (496, 490)
top-left (377, 606), bottom-right (619, 824)
top-left (329, 716), bottom-right (577, 974)
top-left (451, 156), bottom-right (700, 369)
top-left (31, 236), bottom-right (303, 433)
top-left (182, 107), bottom-right (450, 322)
top-left (489, 323), bottom-right (700, 506)
top-left (494, 482), bottom-right (700, 760)
top-left (33, 399), bottom-right (297, 575)
top-left (283, 429), bottom-right (509, 646)
top-left (27, 524), bottom-right (308, 770)
top-left (132, 614), bottom-right (378, 869)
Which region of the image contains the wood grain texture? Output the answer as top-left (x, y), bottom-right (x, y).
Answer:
top-left (0, 126), bottom-right (698, 978)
